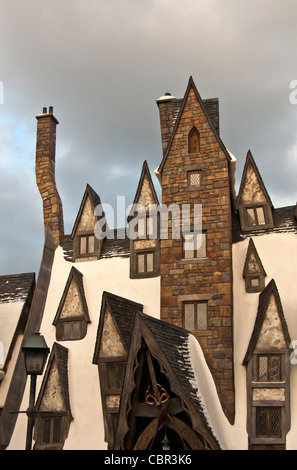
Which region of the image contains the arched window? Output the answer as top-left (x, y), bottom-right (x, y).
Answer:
top-left (188, 127), bottom-right (200, 154)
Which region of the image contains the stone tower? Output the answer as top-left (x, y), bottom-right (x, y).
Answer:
top-left (156, 77), bottom-right (235, 423)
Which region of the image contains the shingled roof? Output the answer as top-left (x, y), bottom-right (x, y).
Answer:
top-left (0, 273), bottom-right (35, 304)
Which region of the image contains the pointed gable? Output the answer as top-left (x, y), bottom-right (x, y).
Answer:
top-left (236, 150), bottom-right (274, 231)
top-left (128, 161), bottom-right (160, 279)
top-left (129, 160), bottom-right (159, 216)
top-left (93, 291), bottom-right (143, 363)
top-left (243, 238), bottom-right (266, 292)
top-left (36, 343), bottom-right (73, 419)
top-left (114, 311), bottom-right (221, 450)
top-left (71, 184), bottom-right (101, 236)
top-left (243, 279), bottom-right (291, 365)
top-left (158, 76), bottom-right (231, 175)
top-left (53, 267), bottom-right (90, 340)
top-left (71, 184), bottom-right (105, 261)
top-left (33, 343), bottom-right (73, 449)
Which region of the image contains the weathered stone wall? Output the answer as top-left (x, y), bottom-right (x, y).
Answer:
top-left (159, 85), bottom-right (235, 423)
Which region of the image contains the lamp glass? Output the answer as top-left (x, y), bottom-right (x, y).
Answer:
top-left (22, 333), bottom-right (49, 375)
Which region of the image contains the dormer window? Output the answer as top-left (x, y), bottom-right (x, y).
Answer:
top-left (246, 205), bottom-right (266, 227)
top-left (79, 233), bottom-right (95, 255)
top-left (236, 151), bottom-right (274, 232)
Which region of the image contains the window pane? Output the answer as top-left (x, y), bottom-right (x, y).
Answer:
top-left (256, 408), bottom-right (268, 437)
top-left (259, 356), bottom-right (268, 381)
top-left (106, 362), bottom-right (125, 389)
top-left (256, 207), bottom-right (266, 225)
top-left (73, 321), bottom-right (81, 339)
top-left (270, 408), bottom-right (281, 437)
top-left (63, 322), bottom-right (72, 339)
top-left (196, 233), bottom-right (206, 257)
top-left (53, 417), bottom-right (62, 444)
top-left (42, 418), bottom-right (51, 444)
top-left (184, 303), bottom-right (195, 330)
top-left (251, 276), bottom-right (260, 287)
top-left (270, 356), bottom-right (280, 382)
top-left (138, 218), bottom-right (146, 238)
top-left (137, 254), bottom-right (145, 273)
top-left (147, 253), bottom-right (154, 272)
top-left (88, 235), bottom-right (95, 253)
top-left (189, 172), bottom-right (201, 186)
top-left (184, 234), bottom-right (194, 259)
top-left (80, 236), bottom-right (87, 254)
top-left (247, 208), bottom-right (256, 225)
top-left (197, 303), bottom-right (207, 330)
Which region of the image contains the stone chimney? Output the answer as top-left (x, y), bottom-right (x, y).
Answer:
top-left (156, 92), bottom-right (177, 156)
top-left (35, 106), bottom-right (64, 248)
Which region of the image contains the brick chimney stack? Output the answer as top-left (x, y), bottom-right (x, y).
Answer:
top-left (35, 107), bottom-right (64, 248)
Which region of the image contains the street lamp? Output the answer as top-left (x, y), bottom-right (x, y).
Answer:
top-left (22, 332), bottom-right (49, 450)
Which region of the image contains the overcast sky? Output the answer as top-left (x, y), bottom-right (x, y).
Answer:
top-left (1, 0), bottom-right (297, 276)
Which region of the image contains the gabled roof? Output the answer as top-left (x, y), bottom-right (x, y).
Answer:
top-left (243, 238), bottom-right (267, 278)
top-left (52, 266), bottom-right (90, 325)
top-left (236, 150), bottom-right (273, 210)
top-left (92, 291), bottom-right (143, 364)
top-left (158, 76), bottom-right (231, 174)
top-left (114, 310), bottom-right (221, 450)
top-left (71, 184), bottom-right (104, 238)
top-left (128, 160), bottom-right (159, 221)
top-left (243, 279), bottom-right (291, 365)
top-left (35, 342), bottom-right (73, 421)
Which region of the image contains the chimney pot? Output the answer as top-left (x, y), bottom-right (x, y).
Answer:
top-left (43, 107), bottom-right (47, 114)
top-left (49, 106), bottom-right (53, 114)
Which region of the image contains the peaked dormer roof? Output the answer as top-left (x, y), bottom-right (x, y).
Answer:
top-left (158, 76), bottom-right (231, 174)
top-left (52, 266), bottom-right (90, 326)
top-left (71, 184), bottom-right (103, 238)
top-left (114, 310), bottom-right (221, 450)
top-left (128, 160), bottom-right (159, 222)
top-left (243, 279), bottom-right (291, 365)
top-left (243, 238), bottom-right (267, 278)
top-left (236, 150), bottom-right (273, 210)
top-left (92, 291), bottom-right (144, 364)
top-left (35, 342), bottom-right (73, 421)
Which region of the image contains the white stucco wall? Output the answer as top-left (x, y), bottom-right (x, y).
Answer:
top-left (232, 232), bottom-right (297, 450)
top-left (8, 246), bottom-right (160, 450)
top-left (8, 230), bottom-right (297, 450)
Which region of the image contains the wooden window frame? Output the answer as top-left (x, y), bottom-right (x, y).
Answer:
top-left (98, 356), bottom-right (127, 449)
top-left (73, 230), bottom-right (100, 261)
top-left (56, 317), bottom-right (87, 341)
top-left (239, 203), bottom-right (273, 232)
top-left (34, 413), bottom-right (69, 450)
top-left (245, 273), bottom-right (265, 293)
top-left (182, 301), bottom-right (208, 332)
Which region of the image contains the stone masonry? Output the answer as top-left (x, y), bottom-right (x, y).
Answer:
top-left (157, 79), bottom-right (235, 423)
top-left (35, 107), bottom-right (64, 248)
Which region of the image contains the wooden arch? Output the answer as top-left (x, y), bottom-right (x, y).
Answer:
top-left (133, 415), bottom-right (206, 450)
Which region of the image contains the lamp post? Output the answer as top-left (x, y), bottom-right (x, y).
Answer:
top-left (22, 332), bottom-right (49, 450)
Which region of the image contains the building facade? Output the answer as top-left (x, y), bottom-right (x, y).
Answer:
top-left (1, 77), bottom-right (297, 450)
